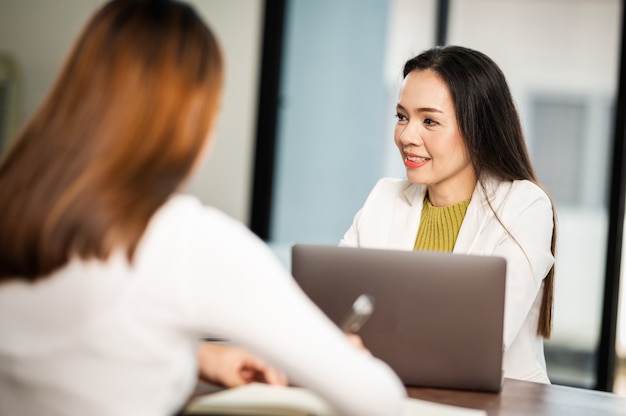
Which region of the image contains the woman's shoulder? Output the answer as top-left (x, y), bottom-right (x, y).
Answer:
top-left (509, 179), bottom-right (552, 203)
top-left (143, 194), bottom-right (254, 249)
top-left (365, 177), bottom-right (426, 206)
top-left (482, 178), bottom-right (553, 212)
top-left (483, 177), bottom-right (549, 198)
top-left (156, 194), bottom-right (236, 225)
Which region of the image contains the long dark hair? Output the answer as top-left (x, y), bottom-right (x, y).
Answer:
top-left (404, 45), bottom-right (556, 338)
top-left (0, 0), bottom-right (223, 281)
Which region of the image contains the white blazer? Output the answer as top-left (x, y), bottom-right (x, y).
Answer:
top-left (340, 177), bottom-right (555, 383)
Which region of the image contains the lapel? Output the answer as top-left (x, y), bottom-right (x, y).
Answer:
top-left (387, 182), bottom-right (427, 250)
top-left (453, 178), bottom-right (504, 254)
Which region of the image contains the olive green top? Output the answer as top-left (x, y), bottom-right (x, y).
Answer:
top-left (413, 197), bottom-right (471, 252)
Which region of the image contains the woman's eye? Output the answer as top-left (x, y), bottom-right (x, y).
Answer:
top-left (395, 113), bottom-right (407, 121)
top-left (424, 118), bottom-right (437, 126)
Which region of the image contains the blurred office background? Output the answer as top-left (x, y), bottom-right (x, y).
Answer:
top-left (0, 0), bottom-right (625, 394)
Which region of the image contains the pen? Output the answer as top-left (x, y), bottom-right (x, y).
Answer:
top-left (340, 294), bottom-right (375, 333)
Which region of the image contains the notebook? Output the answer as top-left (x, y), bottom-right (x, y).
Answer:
top-left (185, 383), bottom-right (487, 416)
top-left (291, 244), bottom-right (506, 393)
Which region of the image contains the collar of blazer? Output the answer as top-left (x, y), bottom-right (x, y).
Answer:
top-left (399, 176), bottom-right (514, 253)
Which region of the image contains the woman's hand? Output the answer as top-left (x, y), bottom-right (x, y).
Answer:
top-left (346, 333), bottom-right (371, 355)
top-left (197, 342), bottom-right (288, 387)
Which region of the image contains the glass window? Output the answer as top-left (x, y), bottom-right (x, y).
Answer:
top-left (529, 95), bottom-right (611, 207)
top-left (269, 0), bottom-right (436, 264)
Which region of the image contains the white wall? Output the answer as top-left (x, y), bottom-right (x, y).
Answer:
top-left (183, 0), bottom-right (264, 224)
top-left (0, 0), bottom-right (105, 123)
top-left (0, 0), bottom-right (263, 224)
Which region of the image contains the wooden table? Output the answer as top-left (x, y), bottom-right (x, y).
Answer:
top-left (185, 378), bottom-right (626, 415)
top-left (407, 378), bottom-right (626, 415)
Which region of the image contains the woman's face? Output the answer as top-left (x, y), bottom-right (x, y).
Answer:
top-left (394, 69), bottom-right (476, 206)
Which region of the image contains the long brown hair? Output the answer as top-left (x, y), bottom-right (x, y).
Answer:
top-left (0, 0), bottom-right (223, 281)
top-left (403, 46), bottom-right (556, 338)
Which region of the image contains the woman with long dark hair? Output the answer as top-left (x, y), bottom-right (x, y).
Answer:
top-left (341, 45), bottom-right (556, 383)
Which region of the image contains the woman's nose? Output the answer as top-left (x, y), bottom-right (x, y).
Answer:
top-left (398, 123), bottom-right (423, 146)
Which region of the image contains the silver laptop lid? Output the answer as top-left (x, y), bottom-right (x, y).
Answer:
top-left (291, 244), bottom-right (506, 392)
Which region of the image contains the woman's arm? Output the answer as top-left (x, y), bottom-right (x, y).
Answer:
top-left (491, 182), bottom-right (555, 347)
top-left (179, 207), bottom-right (407, 416)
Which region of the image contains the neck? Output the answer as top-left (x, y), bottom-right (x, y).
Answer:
top-left (427, 176), bottom-right (477, 207)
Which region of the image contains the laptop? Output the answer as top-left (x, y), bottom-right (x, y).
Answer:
top-left (291, 244), bottom-right (506, 393)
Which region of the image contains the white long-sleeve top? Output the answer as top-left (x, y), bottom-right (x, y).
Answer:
top-left (340, 177), bottom-right (555, 383)
top-left (0, 194), bottom-right (406, 416)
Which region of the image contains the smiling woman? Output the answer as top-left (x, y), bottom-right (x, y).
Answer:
top-left (340, 45), bottom-right (557, 384)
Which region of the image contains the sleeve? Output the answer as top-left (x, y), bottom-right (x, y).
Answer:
top-left (339, 183), bottom-right (380, 248)
top-left (339, 206), bottom-right (363, 247)
top-left (177, 205), bottom-right (407, 416)
top-left (491, 183), bottom-right (555, 348)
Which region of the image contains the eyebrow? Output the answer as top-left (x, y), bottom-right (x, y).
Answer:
top-left (396, 103), bottom-right (444, 114)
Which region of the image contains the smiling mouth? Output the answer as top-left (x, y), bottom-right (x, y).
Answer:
top-left (406, 155), bottom-right (430, 162)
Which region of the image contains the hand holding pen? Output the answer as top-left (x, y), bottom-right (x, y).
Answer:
top-left (340, 294), bottom-right (375, 333)
top-left (340, 294), bottom-right (375, 354)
